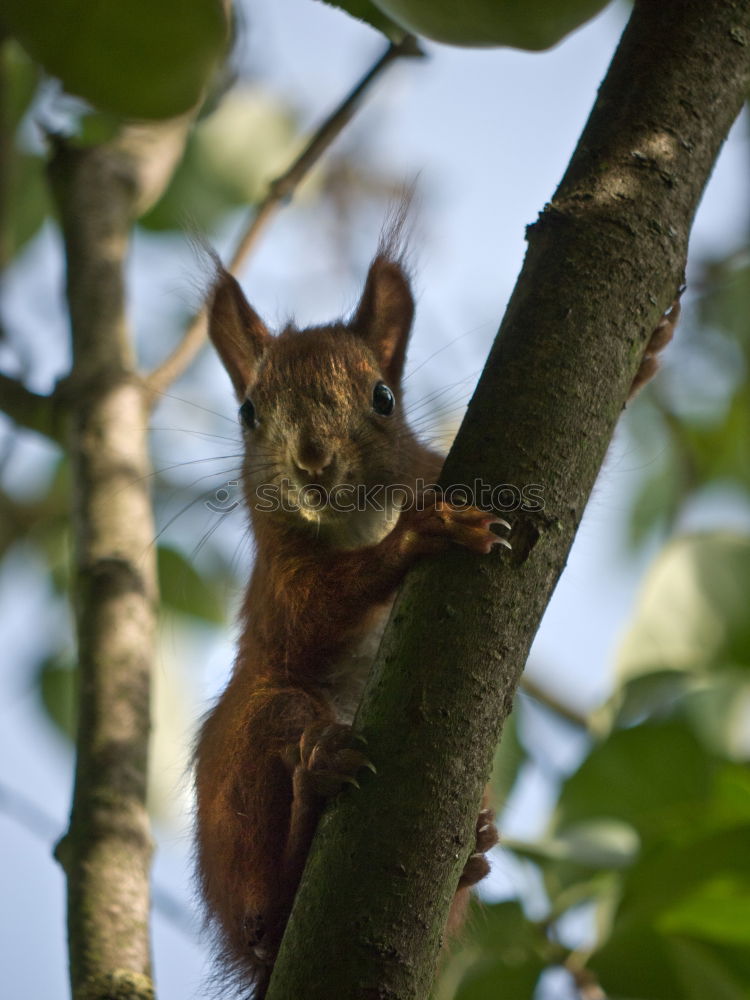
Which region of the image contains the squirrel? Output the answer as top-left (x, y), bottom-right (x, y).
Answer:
top-left (193, 217), bottom-right (681, 998)
top-left (192, 220), bottom-right (510, 998)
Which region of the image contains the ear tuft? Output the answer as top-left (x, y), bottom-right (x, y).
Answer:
top-left (208, 265), bottom-right (271, 400)
top-left (349, 254), bottom-right (414, 385)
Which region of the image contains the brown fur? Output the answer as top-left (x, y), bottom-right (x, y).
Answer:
top-left (193, 239), bottom-right (502, 997)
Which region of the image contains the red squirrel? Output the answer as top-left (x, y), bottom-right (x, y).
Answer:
top-left (193, 220), bottom-right (681, 997)
top-left (193, 224), bottom-right (510, 997)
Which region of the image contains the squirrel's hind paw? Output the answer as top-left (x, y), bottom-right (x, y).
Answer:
top-left (458, 807), bottom-right (499, 889)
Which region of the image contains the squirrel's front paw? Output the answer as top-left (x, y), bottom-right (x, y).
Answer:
top-left (401, 495), bottom-right (511, 557)
top-left (296, 722), bottom-right (375, 798)
top-left (458, 807), bottom-right (499, 889)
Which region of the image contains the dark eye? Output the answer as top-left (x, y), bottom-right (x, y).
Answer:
top-left (372, 381), bottom-right (395, 416)
top-left (239, 398), bottom-right (257, 429)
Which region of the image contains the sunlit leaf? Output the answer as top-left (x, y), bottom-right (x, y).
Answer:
top-left (616, 533), bottom-right (750, 684)
top-left (142, 87), bottom-right (300, 232)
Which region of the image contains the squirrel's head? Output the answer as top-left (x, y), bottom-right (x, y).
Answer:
top-left (208, 250), bottom-right (419, 547)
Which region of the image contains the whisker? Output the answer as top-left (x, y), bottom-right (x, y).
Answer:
top-left (151, 426), bottom-right (241, 445)
top-left (151, 389), bottom-right (237, 425)
top-left (402, 325), bottom-right (489, 383)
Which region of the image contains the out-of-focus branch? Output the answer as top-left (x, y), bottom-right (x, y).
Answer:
top-left (48, 132), bottom-right (163, 1000)
top-left (144, 35), bottom-right (423, 401)
top-left (0, 371), bottom-right (59, 440)
top-left (519, 674), bottom-right (591, 730)
top-left (44, 89), bottom-right (204, 998)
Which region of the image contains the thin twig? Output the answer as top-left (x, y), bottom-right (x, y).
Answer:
top-left (519, 674), bottom-right (591, 731)
top-left (144, 36), bottom-right (423, 401)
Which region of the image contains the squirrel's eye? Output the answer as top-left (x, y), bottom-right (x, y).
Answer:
top-left (239, 398), bottom-right (257, 429)
top-left (372, 381), bottom-right (395, 416)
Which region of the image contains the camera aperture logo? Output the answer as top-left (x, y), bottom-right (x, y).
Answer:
top-left (206, 478), bottom-right (544, 515)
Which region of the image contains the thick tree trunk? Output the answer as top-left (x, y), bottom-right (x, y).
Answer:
top-left (267, 2), bottom-right (750, 998)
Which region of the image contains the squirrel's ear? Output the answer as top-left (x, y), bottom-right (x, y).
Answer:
top-left (208, 268), bottom-right (271, 400)
top-left (350, 254), bottom-right (414, 385)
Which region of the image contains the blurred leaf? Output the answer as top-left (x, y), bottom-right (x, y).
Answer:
top-left (9, 152), bottom-right (50, 254)
top-left (660, 878), bottom-right (750, 945)
top-left (627, 456), bottom-right (684, 548)
top-left (589, 828), bottom-right (750, 999)
top-left (616, 826), bottom-right (750, 924)
top-left (2, 38), bottom-right (39, 130)
top-left (681, 674), bottom-right (750, 760)
top-left (142, 87), bottom-right (300, 232)
top-left (357, 0), bottom-right (611, 49)
top-left (488, 707), bottom-right (526, 805)
top-left (689, 391), bottom-right (750, 491)
top-left (438, 900), bottom-right (547, 1000)
top-left (157, 545), bottom-right (224, 623)
top-left (554, 721), bottom-right (714, 843)
top-left (38, 656), bottom-right (77, 739)
top-left (3, 0), bottom-right (227, 119)
top-left (670, 938), bottom-right (749, 1000)
top-left (508, 819), bottom-right (639, 872)
top-left (587, 925), bottom-right (747, 1000)
top-left (605, 669), bottom-right (688, 729)
top-left (699, 255), bottom-right (750, 350)
top-left (616, 533), bottom-right (750, 685)
top-left (77, 111), bottom-right (122, 147)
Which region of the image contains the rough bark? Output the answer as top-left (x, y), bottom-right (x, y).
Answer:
top-left (267, 2), bottom-right (750, 998)
top-left (49, 141), bottom-right (159, 1000)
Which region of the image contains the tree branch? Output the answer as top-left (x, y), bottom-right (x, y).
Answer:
top-left (144, 35), bottom-right (423, 400)
top-left (48, 137), bottom-right (160, 1000)
top-left (267, 2), bottom-right (750, 997)
top-left (0, 371), bottom-right (59, 440)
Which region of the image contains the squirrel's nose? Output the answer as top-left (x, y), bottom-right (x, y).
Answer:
top-left (294, 444), bottom-right (334, 479)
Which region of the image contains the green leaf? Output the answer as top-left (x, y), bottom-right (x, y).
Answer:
top-left (157, 546), bottom-right (225, 623)
top-left (488, 706), bottom-right (526, 805)
top-left (359, 0), bottom-right (612, 50)
top-left (440, 901), bottom-right (547, 1000)
top-left (142, 87), bottom-right (300, 232)
top-left (508, 819), bottom-right (639, 872)
top-left (616, 533), bottom-right (750, 685)
top-left (589, 829), bottom-right (750, 999)
top-left (591, 923), bottom-right (704, 1000)
top-left (3, 0), bottom-right (227, 119)
top-left (554, 721), bottom-right (714, 843)
top-left (669, 938), bottom-right (749, 1000)
top-left (38, 656), bottom-right (77, 740)
top-left (616, 826), bottom-right (750, 924)
top-left (2, 38), bottom-right (39, 131)
top-left (8, 153), bottom-right (50, 255)
top-left (660, 878), bottom-right (750, 946)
